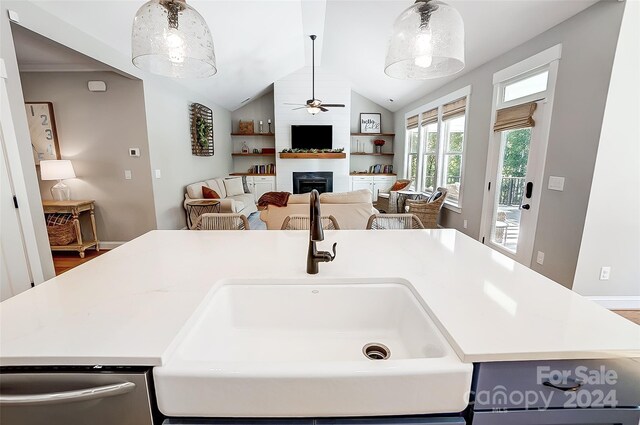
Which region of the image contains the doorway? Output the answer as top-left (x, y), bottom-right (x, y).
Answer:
top-left (480, 45), bottom-right (561, 266)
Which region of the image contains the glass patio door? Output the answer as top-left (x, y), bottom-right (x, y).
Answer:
top-left (483, 102), bottom-right (545, 265)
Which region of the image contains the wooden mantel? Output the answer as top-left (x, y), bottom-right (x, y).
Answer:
top-left (279, 152), bottom-right (347, 159)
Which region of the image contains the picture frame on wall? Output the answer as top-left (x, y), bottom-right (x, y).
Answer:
top-left (359, 113), bottom-right (381, 134)
top-left (25, 102), bottom-right (61, 165)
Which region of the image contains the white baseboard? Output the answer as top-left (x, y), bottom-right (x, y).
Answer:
top-left (587, 296), bottom-right (640, 310)
top-left (98, 241), bottom-right (126, 250)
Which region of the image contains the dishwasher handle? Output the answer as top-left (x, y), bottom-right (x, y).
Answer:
top-left (0, 381), bottom-right (136, 406)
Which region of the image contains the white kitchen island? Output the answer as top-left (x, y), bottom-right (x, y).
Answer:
top-left (1, 230), bottom-right (639, 424)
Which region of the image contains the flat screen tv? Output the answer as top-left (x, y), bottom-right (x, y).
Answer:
top-left (291, 125), bottom-right (332, 150)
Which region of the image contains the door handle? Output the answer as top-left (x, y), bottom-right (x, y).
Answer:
top-left (543, 379), bottom-right (584, 392)
top-left (521, 204), bottom-right (530, 210)
top-left (0, 381), bottom-right (136, 406)
top-left (525, 181), bottom-right (533, 198)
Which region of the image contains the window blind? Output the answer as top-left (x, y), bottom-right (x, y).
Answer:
top-left (442, 97), bottom-right (466, 120)
top-left (494, 102), bottom-right (537, 132)
top-left (406, 115), bottom-right (419, 129)
top-left (421, 108), bottom-right (438, 126)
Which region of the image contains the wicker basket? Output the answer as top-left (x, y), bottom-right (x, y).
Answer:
top-left (46, 214), bottom-right (76, 246)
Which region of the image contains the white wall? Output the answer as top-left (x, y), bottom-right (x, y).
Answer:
top-left (274, 66), bottom-right (351, 193)
top-left (392, 1), bottom-right (625, 288)
top-left (573, 1), bottom-right (640, 306)
top-left (21, 71), bottom-right (157, 243)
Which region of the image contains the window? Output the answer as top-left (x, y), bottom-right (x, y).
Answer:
top-left (406, 115), bottom-right (419, 186)
top-left (502, 69), bottom-right (549, 103)
top-left (404, 86), bottom-right (470, 210)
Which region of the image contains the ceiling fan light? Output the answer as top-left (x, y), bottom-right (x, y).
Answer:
top-left (385, 0), bottom-right (465, 80)
top-left (307, 107), bottom-right (321, 115)
top-left (132, 0), bottom-right (217, 78)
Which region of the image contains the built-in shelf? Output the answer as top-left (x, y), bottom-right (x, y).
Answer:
top-left (351, 153), bottom-right (394, 156)
top-left (279, 152), bottom-right (347, 159)
top-left (230, 133), bottom-right (275, 136)
top-left (231, 153), bottom-right (275, 157)
top-left (350, 133), bottom-right (395, 137)
top-left (230, 172), bottom-right (276, 176)
top-left (350, 173), bottom-right (397, 176)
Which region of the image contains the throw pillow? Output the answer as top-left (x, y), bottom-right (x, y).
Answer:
top-left (390, 181), bottom-right (407, 191)
top-left (202, 186), bottom-right (220, 199)
top-left (224, 178), bottom-right (245, 196)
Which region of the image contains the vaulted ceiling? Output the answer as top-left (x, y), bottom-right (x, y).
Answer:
top-left (28, 0), bottom-right (598, 112)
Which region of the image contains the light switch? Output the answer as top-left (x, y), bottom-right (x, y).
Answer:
top-left (154, 169), bottom-right (161, 179)
top-left (599, 266), bottom-right (611, 281)
top-left (548, 176), bottom-right (565, 191)
top-left (536, 251), bottom-right (545, 265)
top-left (124, 170), bottom-right (132, 180)
top-left (129, 148), bottom-right (140, 157)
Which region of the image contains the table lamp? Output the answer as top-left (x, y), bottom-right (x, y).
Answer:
top-left (40, 160), bottom-right (76, 201)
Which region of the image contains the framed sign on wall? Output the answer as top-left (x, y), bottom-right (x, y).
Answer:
top-left (25, 102), bottom-right (61, 165)
top-left (359, 113), bottom-right (382, 134)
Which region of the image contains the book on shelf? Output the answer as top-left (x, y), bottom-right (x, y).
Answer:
top-left (250, 163), bottom-right (276, 174)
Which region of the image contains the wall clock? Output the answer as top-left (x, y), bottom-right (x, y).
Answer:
top-left (25, 102), bottom-right (61, 165)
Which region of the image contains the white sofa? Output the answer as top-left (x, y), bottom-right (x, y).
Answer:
top-left (184, 177), bottom-right (257, 219)
top-left (259, 189), bottom-right (377, 230)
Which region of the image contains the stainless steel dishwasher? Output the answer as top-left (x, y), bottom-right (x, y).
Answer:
top-left (0, 366), bottom-right (155, 425)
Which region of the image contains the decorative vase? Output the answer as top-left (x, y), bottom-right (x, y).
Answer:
top-left (375, 146), bottom-right (382, 154)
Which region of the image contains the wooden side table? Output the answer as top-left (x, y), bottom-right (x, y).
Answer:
top-left (185, 199), bottom-right (221, 229)
top-left (42, 200), bottom-right (99, 258)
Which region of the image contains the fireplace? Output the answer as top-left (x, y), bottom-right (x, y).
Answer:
top-left (293, 172), bottom-right (333, 194)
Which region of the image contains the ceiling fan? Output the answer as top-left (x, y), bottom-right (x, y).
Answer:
top-left (285, 35), bottom-right (345, 115)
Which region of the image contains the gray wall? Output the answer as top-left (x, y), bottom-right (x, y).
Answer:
top-left (393, 1), bottom-right (625, 288)
top-left (143, 79), bottom-right (232, 230)
top-left (573, 0), bottom-right (639, 299)
top-left (229, 91), bottom-right (275, 175)
top-left (21, 71), bottom-right (157, 242)
top-left (351, 91), bottom-right (394, 134)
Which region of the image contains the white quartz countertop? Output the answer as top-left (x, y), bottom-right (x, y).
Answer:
top-left (1, 230), bottom-right (638, 366)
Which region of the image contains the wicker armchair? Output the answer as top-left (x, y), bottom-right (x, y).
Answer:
top-left (366, 214), bottom-right (425, 230)
top-left (405, 187), bottom-right (448, 229)
top-left (193, 213), bottom-right (250, 230)
top-left (281, 215), bottom-right (340, 230)
top-left (375, 179), bottom-right (412, 213)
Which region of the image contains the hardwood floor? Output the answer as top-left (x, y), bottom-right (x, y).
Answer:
top-left (52, 249), bottom-right (107, 275)
top-left (613, 310), bottom-right (640, 325)
top-left (51, 249), bottom-right (640, 326)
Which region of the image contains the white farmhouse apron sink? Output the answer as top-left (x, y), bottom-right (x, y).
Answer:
top-left (154, 278), bottom-right (472, 417)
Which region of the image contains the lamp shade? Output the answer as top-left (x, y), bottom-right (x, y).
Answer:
top-left (132, 0), bottom-right (217, 78)
top-left (385, 0), bottom-right (465, 79)
top-left (40, 160), bottom-right (76, 181)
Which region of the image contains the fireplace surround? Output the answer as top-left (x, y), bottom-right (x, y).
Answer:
top-left (293, 172), bottom-right (333, 194)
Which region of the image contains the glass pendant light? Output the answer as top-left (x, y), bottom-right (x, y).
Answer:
top-left (385, 0), bottom-right (464, 79)
top-left (132, 0), bottom-right (217, 78)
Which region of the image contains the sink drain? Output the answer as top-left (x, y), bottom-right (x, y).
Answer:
top-left (363, 343), bottom-right (390, 360)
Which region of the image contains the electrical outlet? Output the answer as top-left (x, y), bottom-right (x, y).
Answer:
top-left (599, 266), bottom-right (611, 281)
top-left (463, 219), bottom-right (468, 229)
top-left (536, 251), bottom-right (545, 265)
top-left (124, 170), bottom-right (132, 180)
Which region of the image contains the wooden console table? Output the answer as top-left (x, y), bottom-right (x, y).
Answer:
top-left (42, 200), bottom-right (99, 258)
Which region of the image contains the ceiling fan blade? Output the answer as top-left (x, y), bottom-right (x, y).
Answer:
top-left (284, 103), bottom-right (305, 106)
top-left (320, 106), bottom-right (329, 112)
top-left (292, 106), bottom-right (308, 110)
top-left (321, 104), bottom-right (345, 108)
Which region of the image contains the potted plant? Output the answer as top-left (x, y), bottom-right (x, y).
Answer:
top-left (374, 139), bottom-right (385, 154)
